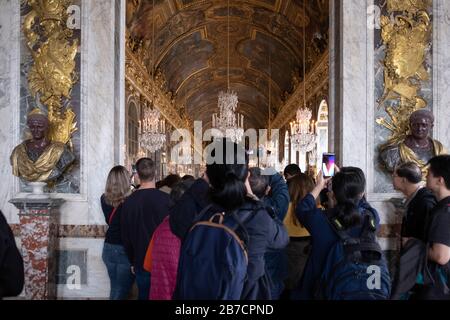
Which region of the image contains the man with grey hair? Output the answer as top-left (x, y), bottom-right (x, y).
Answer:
top-left (392, 162), bottom-right (437, 246)
top-left (380, 109), bottom-right (447, 176)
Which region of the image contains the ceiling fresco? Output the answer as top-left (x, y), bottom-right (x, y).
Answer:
top-left (127, 0), bottom-right (329, 129)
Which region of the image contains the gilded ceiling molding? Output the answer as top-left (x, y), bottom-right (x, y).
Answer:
top-left (126, 47), bottom-right (185, 128)
top-left (271, 50), bottom-right (329, 130)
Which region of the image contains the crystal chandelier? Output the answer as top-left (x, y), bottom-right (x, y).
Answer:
top-left (211, 0), bottom-right (244, 143)
top-left (212, 90), bottom-right (244, 143)
top-left (139, 106), bottom-right (166, 153)
top-left (290, 0), bottom-right (317, 154)
top-left (138, 0), bottom-right (166, 154)
top-left (290, 107), bottom-right (317, 153)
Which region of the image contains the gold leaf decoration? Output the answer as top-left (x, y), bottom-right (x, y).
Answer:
top-left (23, 0), bottom-right (79, 145)
top-left (377, 0), bottom-right (432, 146)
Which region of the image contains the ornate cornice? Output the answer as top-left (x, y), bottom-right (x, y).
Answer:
top-left (271, 50), bottom-right (329, 130)
top-left (125, 47), bottom-right (203, 157)
top-left (125, 47), bottom-right (187, 128)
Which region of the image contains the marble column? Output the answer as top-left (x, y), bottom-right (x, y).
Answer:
top-left (9, 198), bottom-right (64, 300)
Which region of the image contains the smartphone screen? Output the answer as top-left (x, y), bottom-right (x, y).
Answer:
top-left (322, 153), bottom-right (336, 178)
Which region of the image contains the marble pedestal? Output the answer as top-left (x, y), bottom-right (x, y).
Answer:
top-left (9, 198), bottom-right (64, 300)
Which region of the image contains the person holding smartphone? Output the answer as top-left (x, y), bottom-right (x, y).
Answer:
top-left (291, 166), bottom-right (382, 299)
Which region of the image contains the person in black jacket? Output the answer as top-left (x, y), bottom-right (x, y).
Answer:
top-left (121, 158), bottom-right (170, 300)
top-left (392, 162), bottom-right (437, 247)
top-left (0, 210), bottom-right (24, 299)
top-left (171, 139), bottom-right (289, 300)
top-left (101, 166), bottom-right (134, 300)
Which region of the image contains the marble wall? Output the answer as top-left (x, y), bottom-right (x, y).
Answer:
top-left (1, 0), bottom-right (126, 299)
top-left (433, 0), bottom-right (450, 146)
top-left (0, 0), bottom-right (21, 223)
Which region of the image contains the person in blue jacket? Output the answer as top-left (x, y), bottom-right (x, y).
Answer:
top-left (292, 166), bottom-right (380, 300)
top-left (248, 167), bottom-right (290, 299)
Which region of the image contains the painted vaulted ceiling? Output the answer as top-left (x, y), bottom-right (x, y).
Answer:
top-left (127, 0), bottom-right (329, 129)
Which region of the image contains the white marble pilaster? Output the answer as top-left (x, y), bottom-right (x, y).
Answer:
top-left (0, 0), bottom-right (20, 223)
top-left (115, 0), bottom-right (126, 166)
top-left (58, 0), bottom-right (122, 225)
top-left (434, 0), bottom-right (450, 149)
top-left (336, 0), bottom-right (399, 251)
top-left (339, 0), bottom-right (370, 173)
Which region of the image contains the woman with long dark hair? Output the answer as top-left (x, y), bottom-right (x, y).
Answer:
top-left (292, 167), bottom-right (380, 300)
top-left (101, 165), bottom-right (134, 300)
top-left (172, 139), bottom-right (288, 300)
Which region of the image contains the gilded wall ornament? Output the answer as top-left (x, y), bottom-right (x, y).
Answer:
top-left (22, 0), bottom-right (78, 146)
top-left (377, 0), bottom-right (447, 175)
top-left (12, 0), bottom-right (79, 184)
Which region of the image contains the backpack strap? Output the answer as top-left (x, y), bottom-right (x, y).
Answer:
top-left (326, 213), bottom-right (352, 243)
top-left (326, 209), bottom-right (382, 262)
top-left (359, 210), bottom-right (378, 240)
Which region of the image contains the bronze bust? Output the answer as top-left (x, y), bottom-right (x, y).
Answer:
top-left (379, 109), bottom-right (447, 175)
top-left (10, 108), bottom-right (75, 183)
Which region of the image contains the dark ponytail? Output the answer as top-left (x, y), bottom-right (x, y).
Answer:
top-left (335, 200), bottom-right (361, 228)
top-left (206, 139), bottom-right (249, 211)
top-left (332, 167), bottom-right (366, 229)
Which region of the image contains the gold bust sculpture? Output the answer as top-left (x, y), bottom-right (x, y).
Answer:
top-left (379, 109), bottom-right (447, 176)
top-left (10, 108), bottom-right (75, 183)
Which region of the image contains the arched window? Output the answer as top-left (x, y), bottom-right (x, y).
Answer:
top-left (127, 101), bottom-right (139, 160)
top-left (316, 100), bottom-right (329, 166)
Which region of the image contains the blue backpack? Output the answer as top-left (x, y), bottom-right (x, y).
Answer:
top-left (174, 204), bottom-right (255, 300)
top-left (315, 211), bottom-right (392, 300)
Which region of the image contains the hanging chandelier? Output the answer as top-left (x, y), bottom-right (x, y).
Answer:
top-left (137, 0), bottom-right (166, 154)
top-left (290, 0), bottom-right (317, 154)
top-left (212, 90), bottom-right (244, 143)
top-left (290, 107), bottom-right (316, 153)
top-left (139, 105), bottom-right (166, 153)
top-left (211, 0), bottom-right (244, 143)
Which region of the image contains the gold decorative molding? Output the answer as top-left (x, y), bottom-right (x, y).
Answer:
top-left (125, 46), bottom-right (189, 129)
top-left (125, 47), bottom-right (203, 157)
top-left (23, 0), bottom-right (79, 146)
top-left (387, 0), bottom-right (431, 12)
top-left (271, 50), bottom-right (329, 130)
top-left (376, 0), bottom-right (432, 146)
